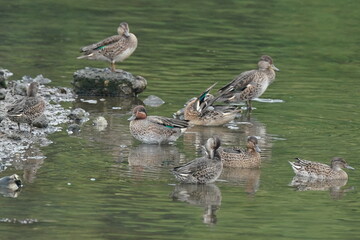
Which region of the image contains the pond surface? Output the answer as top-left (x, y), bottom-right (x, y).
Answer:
top-left (1, 0), bottom-right (360, 239)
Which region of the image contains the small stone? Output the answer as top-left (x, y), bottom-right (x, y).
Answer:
top-left (68, 108), bottom-right (89, 122)
top-left (32, 114), bottom-right (49, 128)
top-left (0, 89), bottom-right (6, 100)
top-left (93, 116), bottom-right (108, 131)
top-left (143, 95), bottom-right (165, 107)
top-left (67, 124), bottom-right (81, 134)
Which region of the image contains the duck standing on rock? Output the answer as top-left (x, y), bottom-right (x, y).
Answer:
top-left (172, 136), bottom-right (223, 184)
top-left (217, 55), bottom-right (279, 110)
top-left (7, 82), bottom-right (45, 131)
top-left (128, 105), bottom-right (189, 144)
top-left (77, 22), bottom-right (138, 72)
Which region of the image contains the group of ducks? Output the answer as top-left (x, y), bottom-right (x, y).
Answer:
top-left (1, 22), bottom-right (354, 191)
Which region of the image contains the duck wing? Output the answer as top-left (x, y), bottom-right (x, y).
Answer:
top-left (218, 70), bottom-right (257, 95)
top-left (148, 116), bottom-right (189, 129)
top-left (80, 35), bottom-right (123, 54)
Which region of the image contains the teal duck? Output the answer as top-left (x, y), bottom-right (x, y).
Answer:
top-left (172, 136), bottom-right (223, 184)
top-left (128, 105), bottom-right (189, 144)
top-left (77, 22), bottom-right (138, 72)
top-left (7, 82), bottom-right (45, 131)
top-left (0, 174), bottom-right (22, 191)
top-left (218, 55), bottom-right (279, 109)
top-left (219, 136), bottom-right (261, 168)
top-left (289, 157), bottom-right (354, 180)
top-left (184, 83), bottom-right (240, 126)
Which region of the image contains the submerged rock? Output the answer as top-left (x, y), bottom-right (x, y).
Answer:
top-left (72, 67), bottom-right (147, 97)
top-left (143, 95), bottom-right (165, 107)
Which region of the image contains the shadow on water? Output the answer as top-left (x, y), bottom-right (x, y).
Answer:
top-left (170, 183), bottom-right (222, 226)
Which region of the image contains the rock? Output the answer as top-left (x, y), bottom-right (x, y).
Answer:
top-left (143, 95), bottom-right (165, 107)
top-left (92, 116), bottom-right (108, 131)
top-left (0, 89), bottom-right (6, 100)
top-left (11, 82), bottom-right (27, 96)
top-left (22, 75), bottom-right (52, 85)
top-left (68, 108), bottom-right (89, 123)
top-left (32, 114), bottom-right (49, 128)
top-left (0, 68), bottom-right (13, 88)
top-left (67, 124), bottom-right (81, 135)
top-left (72, 67), bottom-right (147, 97)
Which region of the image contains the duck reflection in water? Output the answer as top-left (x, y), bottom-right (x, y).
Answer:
top-left (170, 183), bottom-right (222, 225)
top-left (289, 157), bottom-right (355, 199)
top-left (128, 144), bottom-right (182, 168)
top-left (221, 168), bottom-right (261, 196)
top-left (289, 176), bottom-right (353, 200)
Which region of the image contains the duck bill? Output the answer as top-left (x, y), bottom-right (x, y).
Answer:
top-left (271, 64), bottom-right (280, 71)
top-left (346, 165), bottom-right (355, 170)
top-left (255, 145), bottom-right (262, 153)
top-left (127, 114), bottom-right (136, 121)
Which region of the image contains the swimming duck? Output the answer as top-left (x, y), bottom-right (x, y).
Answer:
top-left (77, 22), bottom-right (138, 72)
top-left (217, 55), bottom-right (279, 110)
top-left (288, 157), bottom-right (354, 180)
top-left (183, 83), bottom-right (240, 126)
top-left (7, 82), bottom-right (45, 131)
top-left (171, 136), bottom-right (223, 184)
top-left (0, 174), bottom-right (22, 191)
top-left (128, 105), bottom-right (189, 144)
top-left (219, 136), bottom-right (261, 168)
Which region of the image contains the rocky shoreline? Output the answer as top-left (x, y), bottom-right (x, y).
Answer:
top-left (0, 74), bottom-right (88, 174)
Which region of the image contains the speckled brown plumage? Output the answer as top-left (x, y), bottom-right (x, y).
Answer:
top-left (219, 136), bottom-right (261, 168)
top-left (7, 82), bottom-right (45, 131)
top-left (128, 105), bottom-right (189, 144)
top-left (77, 22), bottom-right (138, 72)
top-left (217, 55), bottom-right (279, 109)
top-left (289, 157), bottom-right (354, 180)
top-left (172, 136), bottom-right (223, 184)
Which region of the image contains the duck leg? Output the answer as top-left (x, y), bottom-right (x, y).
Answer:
top-left (246, 100), bottom-right (253, 111)
top-left (110, 62), bottom-right (116, 72)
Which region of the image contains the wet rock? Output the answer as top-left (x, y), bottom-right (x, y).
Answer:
top-left (21, 75), bottom-right (51, 84)
top-left (143, 95), bottom-right (165, 107)
top-left (32, 114), bottom-right (49, 128)
top-left (68, 108), bottom-right (89, 123)
top-left (0, 89), bottom-right (6, 100)
top-left (11, 82), bottom-right (27, 96)
top-left (72, 67), bottom-right (147, 97)
top-left (67, 123), bottom-right (81, 135)
top-left (0, 68), bottom-right (13, 88)
top-left (92, 116), bottom-right (108, 131)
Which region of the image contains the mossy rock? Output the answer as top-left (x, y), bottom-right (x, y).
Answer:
top-left (72, 67), bottom-right (147, 97)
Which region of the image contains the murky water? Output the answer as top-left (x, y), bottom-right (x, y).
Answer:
top-left (1, 0), bottom-right (360, 239)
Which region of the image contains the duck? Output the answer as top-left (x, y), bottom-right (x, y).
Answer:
top-left (183, 83), bottom-right (240, 126)
top-left (128, 105), bottom-right (189, 144)
top-left (219, 136), bottom-right (261, 168)
top-left (7, 82), bottom-right (46, 131)
top-left (288, 157), bottom-right (355, 180)
top-left (77, 22), bottom-right (138, 72)
top-left (171, 136), bottom-right (223, 184)
top-left (0, 174), bottom-right (22, 191)
top-left (217, 55), bottom-right (279, 110)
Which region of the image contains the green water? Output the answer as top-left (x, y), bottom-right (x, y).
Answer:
top-left (1, 0), bottom-right (360, 239)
